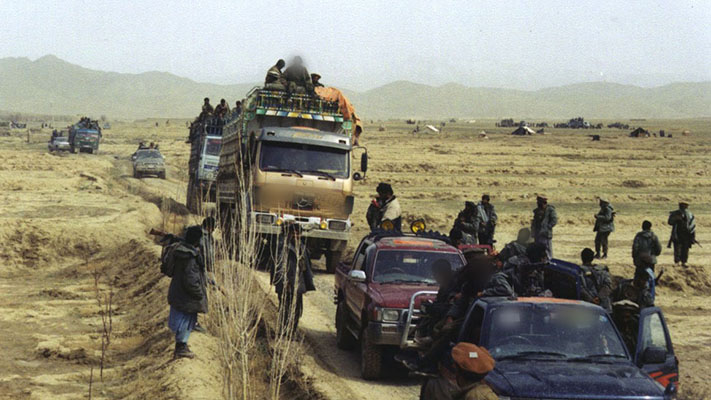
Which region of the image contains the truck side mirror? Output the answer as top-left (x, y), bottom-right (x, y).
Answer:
top-left (348, 270), bottom-right (366, 283)
top-left (360, 153), bottom-right (368, 173)
top-left (641, 346), bottom-right (667, 365)
top-left (664, 383), bottom-right (677, 397)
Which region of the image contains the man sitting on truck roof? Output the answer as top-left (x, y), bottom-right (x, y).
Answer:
top-left (198, 98), bottom-right (213, 121)
top-left (311, 73), bottom-right (324, 87)
top-left (264, 59), bottom-right (287, 90)
top-left (214, 99), bottom-right (230, 119)
top-left (284, 56), bottom-right (314, 95)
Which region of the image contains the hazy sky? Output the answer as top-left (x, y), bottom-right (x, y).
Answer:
top-left (2, 0), bottom-right (710, 90)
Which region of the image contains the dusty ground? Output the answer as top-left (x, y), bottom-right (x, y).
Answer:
top-left (1, 117), bottom-right (710, 399)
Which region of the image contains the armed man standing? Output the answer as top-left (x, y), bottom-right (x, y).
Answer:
top-left (632, 220), bottom-right (662, 300)
top-left (593, 197), bottom-right (615, 259)
top-left (668, 201), bottom-right (696, 267)
top-left (531, 195), bottom-right (557, 259)
top-left (475, 195), bottom-right (497, 246)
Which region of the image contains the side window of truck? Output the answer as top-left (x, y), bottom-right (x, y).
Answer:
top-left (460, 304), bottom-right (486, 345)
top-left (640, 312), bottom-right (669, 351)
top-left (352, 241), bottom-right (371, 271)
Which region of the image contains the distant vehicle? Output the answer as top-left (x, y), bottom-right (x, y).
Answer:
top-left (334, 226), bottom-right (465, 379)
top-left (133, 149), bottom-right (166, 179)
top-left (48, 136), bottom-right (71, 152)
top-left (103, 123), bottom-right (111, 130)
top-left (186, 120), bottom-right (223, 212)
top-left (446, 297), bottom-right (678, 399)
top-left (68, 119), bottom-right (101, 154)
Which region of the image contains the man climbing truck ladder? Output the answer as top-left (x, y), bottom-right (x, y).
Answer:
top-left (216, 83), bottom-right (367, 273)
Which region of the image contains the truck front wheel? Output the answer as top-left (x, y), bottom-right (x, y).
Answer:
top-left (336, 301), bottom-right (357, 350)
top-left (325, 250), bottom-right (342, 274)
top-left (360, 326), bottom-right (384, 380)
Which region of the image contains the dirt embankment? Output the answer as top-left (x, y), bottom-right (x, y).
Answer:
top-left (0, 139), bottom-right (222, 399)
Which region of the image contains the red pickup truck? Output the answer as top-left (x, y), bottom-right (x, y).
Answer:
top-left (333, 232), bottom-right (466, 380)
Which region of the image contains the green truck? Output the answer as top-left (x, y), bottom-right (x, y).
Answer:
top-left (68, 119), bottom-right (101, 154)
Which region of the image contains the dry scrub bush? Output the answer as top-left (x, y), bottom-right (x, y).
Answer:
top-left (206, 156), bottom-right (305, 399)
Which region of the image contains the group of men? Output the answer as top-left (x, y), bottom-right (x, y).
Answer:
top-left (75, 116), bottom-right (100, 131)
top-left (196, 97), bottom-right (242, 123)
top-left (264, 56), bottom-right (324, 95)
top-left (137, 141), bottom-right (159, 151)
top-left (366, 184), bottom-right (697, 395)
top-left (450, 196), bottom-right (498, 247)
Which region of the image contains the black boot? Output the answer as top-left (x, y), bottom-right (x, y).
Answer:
top-left (174, 342), bottom-right (195, 359)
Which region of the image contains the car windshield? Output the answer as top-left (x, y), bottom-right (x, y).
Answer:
top-left (482, 304), bottom-right (628, 361)
top-left (204, 138), bottom-right (222, 156)
top-left (55, 137), bottom-right (68, 142)
top-left (372, 250), bottom-right (463, 284)
top-left (136, 151), bottom-right (162, 159)
top-left (259, 141), bottom-right (349, 179)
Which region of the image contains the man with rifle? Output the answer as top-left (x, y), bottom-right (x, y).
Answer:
top-left (668, 201), bottom-right (697, 267)
top-left (593, 197), bottom-right (615, 259)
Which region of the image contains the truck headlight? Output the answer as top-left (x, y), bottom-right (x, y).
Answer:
top-left (328, 220), bottom-right (348, 231)
top-left (255, 214), bottom-right (276, 225)
top-left (375, 308), bottom-right (400, 322)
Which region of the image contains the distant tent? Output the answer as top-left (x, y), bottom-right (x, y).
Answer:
top-left (629, 127), bottom-right (650, 138)
top-left (511, 126), bottom-right (536, 136)
top-left (425, 125), bottom-right (440, 133)
top-left (682, 130), bottom-right (691, 136)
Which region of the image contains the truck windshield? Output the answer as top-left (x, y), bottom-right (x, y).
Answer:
top-left (260, 141), bottom-right (349, 179)
top-left (136, 151), bottom-right (162, 159)
top-left (204, 138), bottom-right (222, 156)
top-left (482, 304), bottom-right (628, 361)
top-left (372, 250), bottom-right (463, 284)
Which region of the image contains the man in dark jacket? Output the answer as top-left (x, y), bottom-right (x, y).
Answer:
top-left (632, 220), bottom-right (662, 274)
top-left (668, 201), bottom-right (696, 267)
top-left (632, 220), bottom-right (662, 299)
top-left (475, 195), bottom-right (497, 246)
top-left (612, 270), bottom-right (654, 309)
top-left (504, 242), bottom-right (549, 297)
top-left (497, 228), bottom-right (531, 265)
top-left (168, 226), bottom-right (207, 359)
top-left (531, 195), bottom-right (557, 259)
top-left (451, 201), bottom-right (478, 245)
top-left (593, 198), bottom-right (615, 259)
top-left (579, 248), bottom-right (612, 312)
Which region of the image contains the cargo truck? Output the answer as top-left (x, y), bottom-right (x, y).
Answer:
top-left (186, 120), bottom-right (223, 213)
top-left (216, 87), bottom-right (367, 272)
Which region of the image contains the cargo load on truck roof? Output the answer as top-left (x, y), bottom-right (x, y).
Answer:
top-left (240, 86), bottom-right (362, 144)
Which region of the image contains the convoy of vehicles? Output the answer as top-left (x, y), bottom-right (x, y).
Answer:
top-left (132, 149), bottom-right (166, 179)
top-left (187, 76), bottom-right (679, 397)
top-left (216, 87), bottom-right (367, 272)
top-left (186, 121), bottom-right (223, 212)
top-left (334, 228), bottom-right (465, 379)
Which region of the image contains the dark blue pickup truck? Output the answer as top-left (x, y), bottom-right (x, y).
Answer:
top-left (450, 257), bottom-right (679, 400)
top-left (412, 259), bottom-right (678, 399)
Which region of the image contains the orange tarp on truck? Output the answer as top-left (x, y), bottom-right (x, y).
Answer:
top-left (315, 86), bottom-right (363, 144)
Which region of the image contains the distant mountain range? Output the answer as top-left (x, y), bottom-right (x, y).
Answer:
top-left (1, 55), bottom-right (709, 119)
